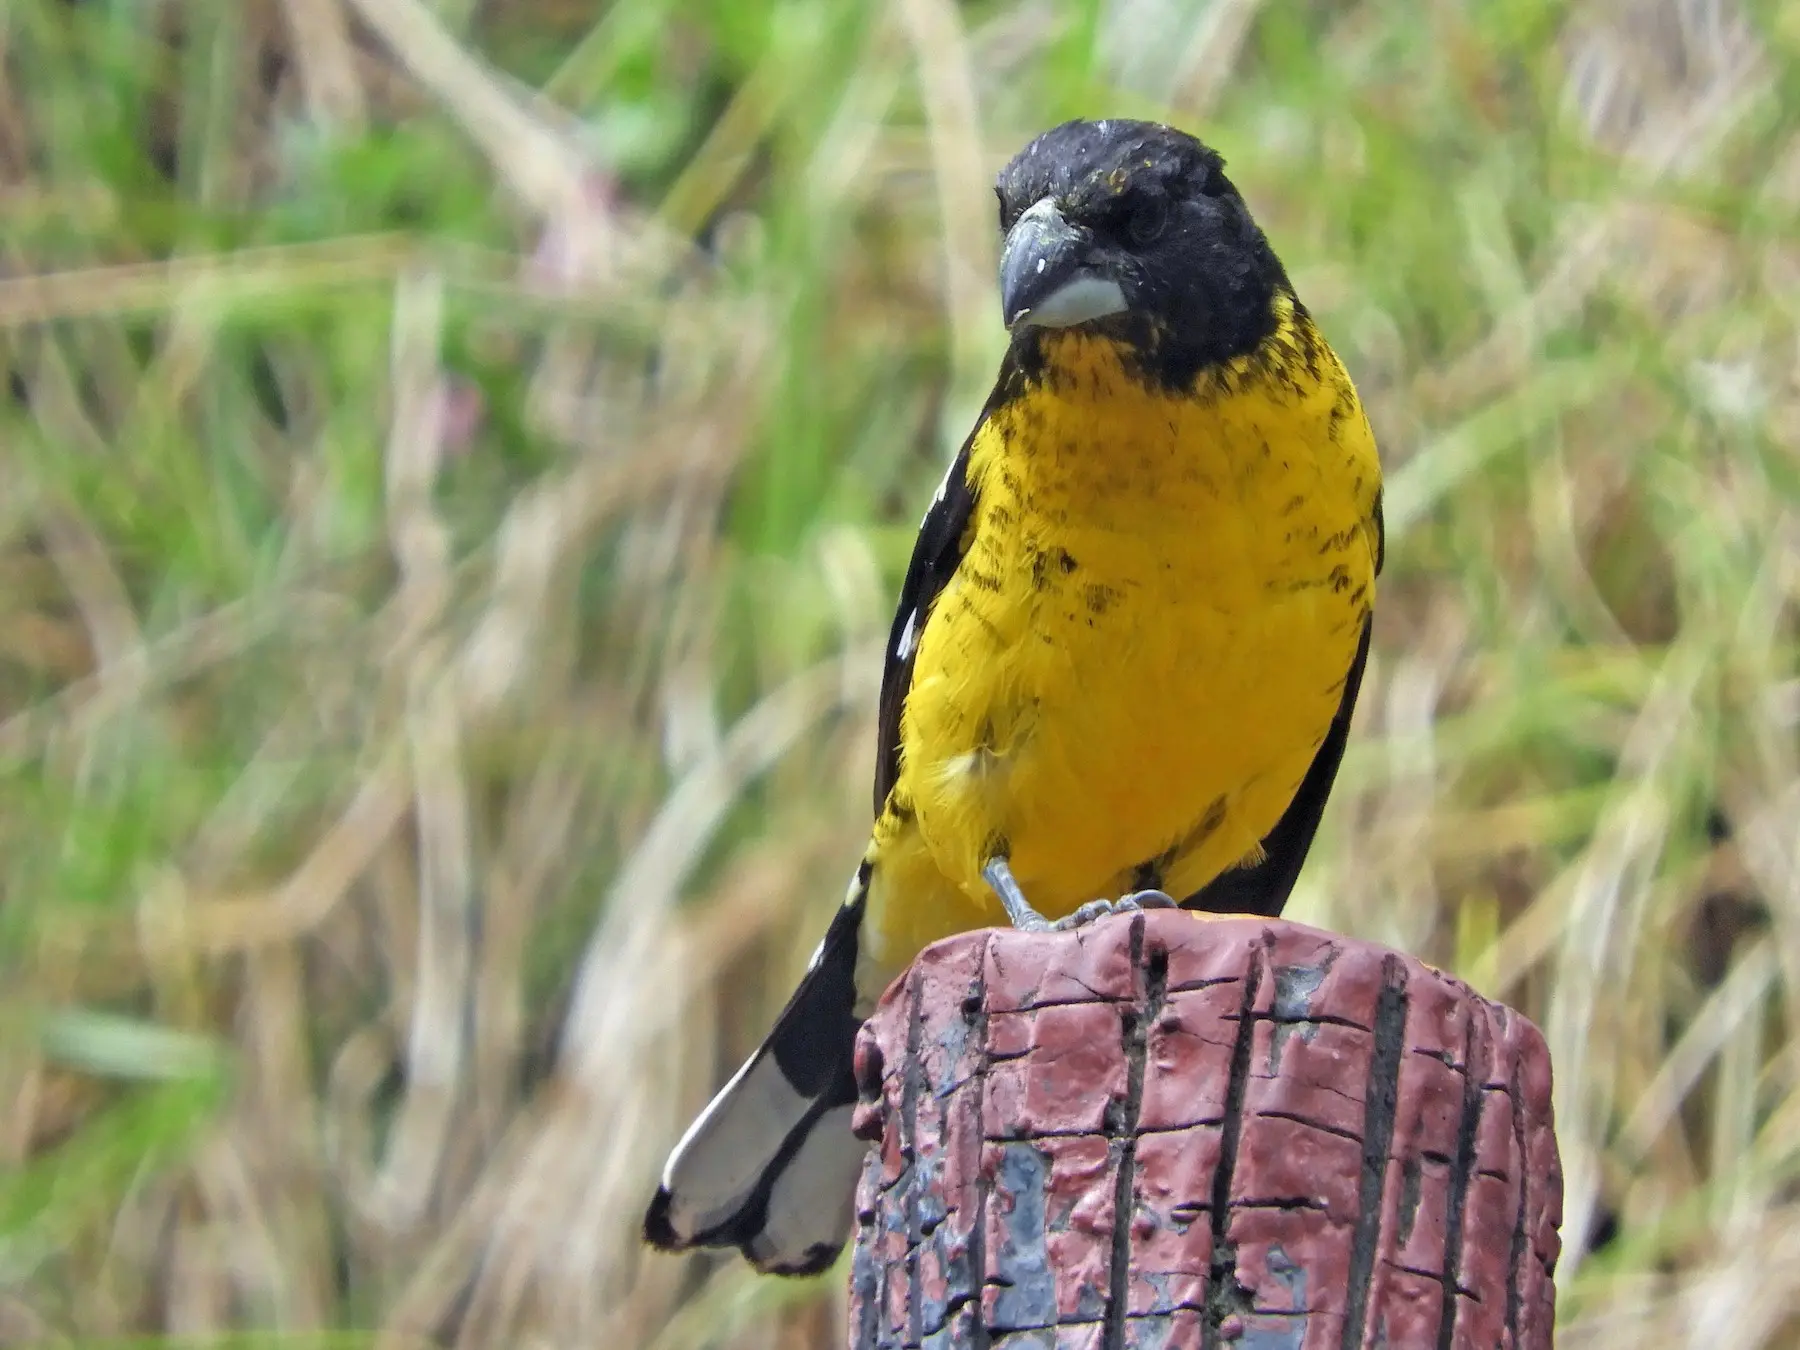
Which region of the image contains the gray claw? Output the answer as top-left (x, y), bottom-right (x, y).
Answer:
top-left (1049, 898), bottom-right (1118, 931)
top-left (985, 857), bottom-right (1182, 934)
top-left (1119, 889), bottom-right (1178, 911)
top-left (1049, 890), bottom-right (1177, 931)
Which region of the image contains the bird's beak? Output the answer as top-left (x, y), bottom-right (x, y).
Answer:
top-left (999, 198), bottom-right (1128, 332)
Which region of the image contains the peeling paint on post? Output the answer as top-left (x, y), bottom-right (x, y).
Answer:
top-left (990, 1143), bottom-right (1057, 1328)
top-left (848, 912), bottom-right (1562, 1350)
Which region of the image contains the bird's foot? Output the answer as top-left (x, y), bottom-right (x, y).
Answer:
top-left (982, 857), bottom-right (1179, 933)
top-left (982, 856), bottom-right (1055, 931)
top-left (1049, 889), bottom-right (1178, 931)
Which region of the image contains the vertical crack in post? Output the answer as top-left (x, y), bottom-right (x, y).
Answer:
top-left (1199, 941), bottom-right (1265, 1349)
top-left (1504, 1051), bottom-right (1528, 1348)
top-left (1436, 1015), bottom-right (1484, 1350)
top-left (965, 940), bottom-right (993, 1350)
top-left (851, 1010), bottom-right (892, 1347)
top-left (1340, 956), bottom-right (1409, 1350)
top-left (1102, 917), bottom-right (1166, 1350)
top-left (853, 1165), bottom-right (883, 1350)
top-left (902, 963), bottom-right (927, 1349)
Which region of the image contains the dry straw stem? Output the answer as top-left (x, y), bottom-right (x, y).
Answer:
top-left (893, 0), bottom-right (991, 396)
top-left (1, 0), bottom-right (1798, 1346)
top-left (279, 0), bottom-right (369, 128)
top-left (344, 0), bottom-right (593, 224)
top-left (0, 236), bottom-right (425, 327)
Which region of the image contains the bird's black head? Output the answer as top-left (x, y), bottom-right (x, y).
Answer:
top-left (994, 119), bottom-right (1289, 387)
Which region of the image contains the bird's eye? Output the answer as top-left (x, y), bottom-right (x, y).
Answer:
top-left (1127, 194), bottom-right (1168, 246)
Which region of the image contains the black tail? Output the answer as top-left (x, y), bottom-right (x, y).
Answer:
top-left (643, 874), bottom-right (869, 1275)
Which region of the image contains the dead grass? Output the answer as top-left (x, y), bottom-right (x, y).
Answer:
top-left (0, 0), bottom-right (1796, 1345)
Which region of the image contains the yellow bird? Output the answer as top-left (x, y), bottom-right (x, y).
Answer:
top-left (644, 118), bottom-right (1383, 1275)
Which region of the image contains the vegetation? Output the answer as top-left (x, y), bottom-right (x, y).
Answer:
top-left (0, 0), bottom-right (1796, 1344)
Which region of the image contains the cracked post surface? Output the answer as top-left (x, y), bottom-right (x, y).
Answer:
top-left (1103, 924), bottom-right (1164, 1350)
top-left (847, 912), bottom-right (1563, 1349)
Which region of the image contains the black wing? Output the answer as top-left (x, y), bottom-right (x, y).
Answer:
top-left (871, 365), bottom-right (1020, 815)
top-left (1183, 489), bottom-right (1384, 917)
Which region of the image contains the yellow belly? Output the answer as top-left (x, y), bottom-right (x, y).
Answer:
top-left (860, 314), bottom-right (1379, 983)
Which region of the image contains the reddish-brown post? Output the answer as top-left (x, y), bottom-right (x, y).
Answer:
top-left (848, 910), bottom-right (1561, 1349)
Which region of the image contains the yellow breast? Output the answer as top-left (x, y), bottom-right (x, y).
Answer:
top-left (864, 301), bottom-right (1379, 974)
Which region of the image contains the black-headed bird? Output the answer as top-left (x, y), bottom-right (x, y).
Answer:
top-left (643, 118), bottom-right (1383, 1276)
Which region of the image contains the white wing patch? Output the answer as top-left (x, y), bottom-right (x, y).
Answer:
top-left (925, 461), bottom-right (952, 518)
top-left (895, 608), bottom-right (920, 662)
top-left (894, 460), bottom-right (959, 664)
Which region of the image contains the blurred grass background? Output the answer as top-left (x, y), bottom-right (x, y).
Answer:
top-left (0, 0), bottom-right (1797, 1345)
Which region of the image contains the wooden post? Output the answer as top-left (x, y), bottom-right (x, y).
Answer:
top-left (847, 910), bottom-right (1561, 1349)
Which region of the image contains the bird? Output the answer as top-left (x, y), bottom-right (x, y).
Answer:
top-left (642, 118), bottom-right (1383, 1277)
